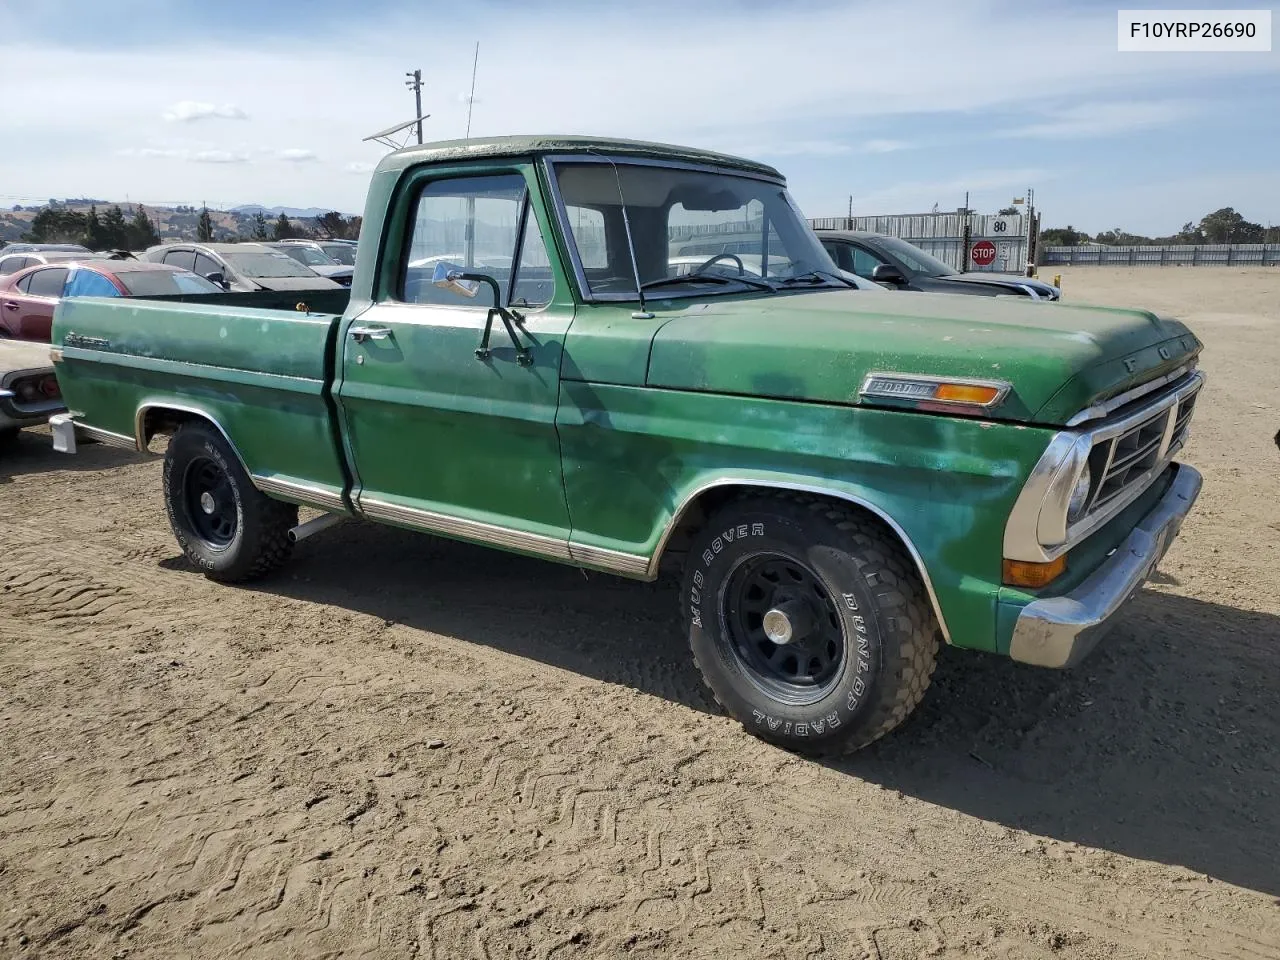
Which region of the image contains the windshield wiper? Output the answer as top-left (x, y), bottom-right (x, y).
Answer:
top-left (642, 271), bottom-right (776, 294)
top-left (776, 270), bottom-right (852, 288)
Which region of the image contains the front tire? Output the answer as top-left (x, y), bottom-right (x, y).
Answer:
top-left (681, 495), bottom-right (940, 755)
top-left (162, 421), bottom-right (297, 582)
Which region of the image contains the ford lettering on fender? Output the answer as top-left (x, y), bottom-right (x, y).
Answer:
top-left (48, 136), bottom-right (1204, 753)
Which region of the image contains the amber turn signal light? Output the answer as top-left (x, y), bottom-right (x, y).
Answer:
top-left (1003, 556), bottom-right (1067, 588)
top-left (933, 383), bottom-right (1002, 405)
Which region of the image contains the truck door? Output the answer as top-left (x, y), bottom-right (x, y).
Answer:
top-left (334, 164), bottom-right (575, 556)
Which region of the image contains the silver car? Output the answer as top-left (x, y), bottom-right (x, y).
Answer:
top-left (142, 242), bottom-right (342, 293)
top-left (0, 339), bottom-right (65, 447)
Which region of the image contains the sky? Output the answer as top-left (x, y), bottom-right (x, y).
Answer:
top-left (2, 0), bottom-right (1278, 234)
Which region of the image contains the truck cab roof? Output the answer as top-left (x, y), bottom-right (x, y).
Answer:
top-left (374, 135), bottom-right (784, 181)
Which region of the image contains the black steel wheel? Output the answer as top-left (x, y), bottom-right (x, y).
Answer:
top-left (182, 456), bottom-right (238, 547)
top-left (162, 420), bottom-right (297, 582)
top-left (721, 552), bottom-right (845, 705)
top-left (682, 494), bottom-right (940, 755)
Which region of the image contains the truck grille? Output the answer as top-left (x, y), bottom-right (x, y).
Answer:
top-left (1084, 375), bottom-right (1200, 517)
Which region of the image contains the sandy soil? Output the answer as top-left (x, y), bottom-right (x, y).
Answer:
top-left (2, 268), bottom-right (1278, 959)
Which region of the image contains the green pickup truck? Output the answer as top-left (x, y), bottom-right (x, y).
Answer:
top-left (48, 136), bottom-right (1204, 754)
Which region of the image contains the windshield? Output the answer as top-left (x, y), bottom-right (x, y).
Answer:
top-left (870, 236), bottom-right (955, 278)
top-left (321, 243), bottom-right (356, 265)
top-left (119, 269), bottom-right (223, 296)
top-left (222, 251), bottom-right (317, 278)
top-left (551, 161), bottom-right (840, 299)
top-left (279, 246), bottom-right (337, 267)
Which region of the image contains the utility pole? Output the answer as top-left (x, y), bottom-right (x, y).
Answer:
top-left (405, 69), bottom-right (423, 144)
top-left (847, 194), bottom-right (853, 229)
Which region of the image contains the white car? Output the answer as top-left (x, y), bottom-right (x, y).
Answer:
top-left (0, 339), bottom-right (64, 447)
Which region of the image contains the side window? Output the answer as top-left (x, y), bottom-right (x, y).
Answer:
top-left (15, 273), bottom-right (33, 292)
top-left (164, 249), bottom-right (196, 272)
top-left (193, 253), bottom-right (221, 278)
top-left (850, 245), bottom-right (887, 277)
top-left (63, 269), bottom-right (121, 298)
top-left (402, 173), bottom-right (526, 306)
top-left (28, 267), bottom-right (68, 297)
top-left (0, 257), bottom-right (28, 275)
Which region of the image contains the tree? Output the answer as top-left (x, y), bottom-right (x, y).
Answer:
top-left (25, 207), bottom-right (88, 243)
top-left (1039, 225), bottom-right (1088, 246)
top-left (126, 205), bottom-right (159, 250)
top-left (1198, 207), bottom-right (1264, 244)
top-left (273, 213), bottom-right (296, 240)
top-left (252, 211), bottom-right (269, 240)
top-left (99, 205), bottom-right (129, 249)
top-left (314, 210), bottom-right (357, 239)
top-left (197, 206), bottom-right (215, 242)
top-left (85, 205), bottom-right (106, 249)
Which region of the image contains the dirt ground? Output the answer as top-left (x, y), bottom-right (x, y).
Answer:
top-left (2, 267), bottom-right (1278, 960)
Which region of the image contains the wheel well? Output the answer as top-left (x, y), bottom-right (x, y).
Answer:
top-left (656, 485), bottom-right (907, 571)
top-left (653, 485), bottom-right (944, 634)
top-left (138, 407), bottom-right (204, 452)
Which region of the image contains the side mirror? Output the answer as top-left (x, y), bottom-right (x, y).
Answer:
top-left (431, 261), bottom-right (483, 299)
top-left (204, 271), bottom-right (229, 290)
top-left (871, 264), bottom-right (906, 285)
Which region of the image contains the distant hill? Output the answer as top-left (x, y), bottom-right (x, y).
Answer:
top-left (231, 204), bottom-right (351, 219)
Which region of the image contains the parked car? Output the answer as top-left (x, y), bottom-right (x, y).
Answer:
top-left (142, 242), bottom-right (343, 293)
top-left (665, 254), bottom-right (881, 290)
top-left (0, 260), bottom-right (222, 341)
top-left (267, 242), bottom-right (354, 286)
top-left (0, 242), bottom-right (92, 255)
top-left (49, 135), bottom-right (1202, 755)
top-left (278, 238), bottom-right (358, 266)
top-left (816, 230), bottom-right (1061, 299)
top-left (0, 338), bottom-right (64, 447)
top-left (0, 249), bottom-right (106, 277)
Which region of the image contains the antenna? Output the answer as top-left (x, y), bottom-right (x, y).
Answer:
top-left (465, 42), bottom-right (479, 140)
top-left (588, 150), bottom-right (651, 319)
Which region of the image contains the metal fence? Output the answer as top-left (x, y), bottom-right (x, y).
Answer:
top-left (809, 213), bottom-right (1034, 273)
top-left (1041, 244), bottom-right (1280, 267)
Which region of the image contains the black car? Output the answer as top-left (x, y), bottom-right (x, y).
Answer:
top-left (816, 230), bottom-right (1060, 300)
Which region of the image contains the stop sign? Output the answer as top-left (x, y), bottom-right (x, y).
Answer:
top-left (971, 240), bottom-right (997, 266)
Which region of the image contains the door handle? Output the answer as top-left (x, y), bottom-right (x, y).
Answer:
top-left (348, 324), bottom-right (392, 343)
top-left (3, 302), bottom-right (17, 310)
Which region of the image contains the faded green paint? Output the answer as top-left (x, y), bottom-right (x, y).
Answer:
top-left (50, 134), bottom-right (1203, 659)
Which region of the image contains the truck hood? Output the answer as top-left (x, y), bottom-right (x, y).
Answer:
top-left (645, 289), bottom-right (1201, 424)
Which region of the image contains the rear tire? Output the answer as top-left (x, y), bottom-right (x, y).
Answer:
top-left (162, 421), bottom-right (296, 582)
top-left (681, 495), bottom-right (940, 755)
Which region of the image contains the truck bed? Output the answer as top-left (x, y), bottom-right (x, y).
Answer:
top-left (52, 294), bottom-right (352, 510)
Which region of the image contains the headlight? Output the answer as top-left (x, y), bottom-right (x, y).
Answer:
top-left (1066, 463), bottom-right (1091, 523)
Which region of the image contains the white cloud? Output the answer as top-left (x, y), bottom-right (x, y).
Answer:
top-left (120, 146), bottom-right (250, 164)
top-left (191, 149), bottom-right (250, 164)
top-left (1000, 101), bottom-right (1197, 140)
top-left (861, 139), bottom-right (913, 154)
top-left (162, 100), bottom-right (248, 122)
top-left (277, 148), bottom-right (318, 162)
top-left (849, 168), bottom-right (1054, 216)
top-left (345, 161), bottom-right (377, 174)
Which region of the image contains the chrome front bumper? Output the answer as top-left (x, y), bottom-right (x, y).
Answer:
top-left (1008, 463), bottom-right (1202, 668)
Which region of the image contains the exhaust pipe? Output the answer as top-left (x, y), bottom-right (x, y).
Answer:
top-left (288, 512), bottom-right (345, 544)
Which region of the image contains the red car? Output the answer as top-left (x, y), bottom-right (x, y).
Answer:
top-left (0, 259), bottom-right (222, 342)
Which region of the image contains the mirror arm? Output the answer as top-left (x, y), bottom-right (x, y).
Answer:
top-left (455, 271), bottom-right (533, 366)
